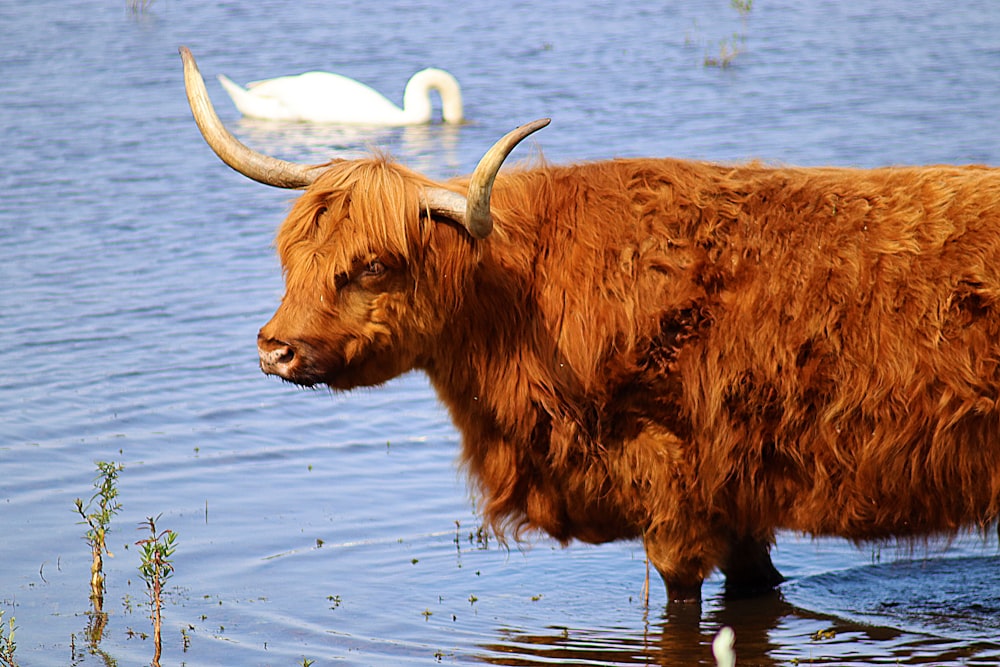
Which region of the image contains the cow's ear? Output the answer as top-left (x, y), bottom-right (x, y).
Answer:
top-left (312, 206), bottom-right (328, 229)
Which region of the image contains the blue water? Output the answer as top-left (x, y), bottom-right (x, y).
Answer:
top-left (3, 1), bottom-right (1000, 665)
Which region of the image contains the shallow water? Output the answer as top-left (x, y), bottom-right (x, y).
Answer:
top-left (3, 1), bottom-right (1000, 665)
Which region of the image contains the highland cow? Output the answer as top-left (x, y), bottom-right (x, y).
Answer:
top-left (181, 47), bottom-right (1000, 602)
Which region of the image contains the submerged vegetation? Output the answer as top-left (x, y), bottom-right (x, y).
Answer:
top-left (74, 461), bottom-right (124, 633)
top-left (125, 0), bottom-right (154, 12)
top-left (0, 610), bottom-right (17, 667)
top-left (136, 515), bottom-right (177, 667)
top-left (73, 461), bottom-right (125, 662)
top-left (699, 0), bottom-right (754, 68)
top-left (67, 462), bottom-right (182, 666)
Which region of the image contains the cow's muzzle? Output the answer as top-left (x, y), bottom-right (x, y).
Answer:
top-left (257, 333), bottom-right (296, 378)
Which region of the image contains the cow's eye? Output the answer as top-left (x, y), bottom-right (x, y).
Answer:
top-left (363, 260), bottom-right (386, 277)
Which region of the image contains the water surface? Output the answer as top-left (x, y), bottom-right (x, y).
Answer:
top-left (3, 1), bottom-right (1000, 665)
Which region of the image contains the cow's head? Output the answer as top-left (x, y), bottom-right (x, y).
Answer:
top-left (180, 47), bottom-right (547, 389)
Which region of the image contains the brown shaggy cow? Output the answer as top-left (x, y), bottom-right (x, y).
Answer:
top-left (181, 47), bottom-right (1000, 602)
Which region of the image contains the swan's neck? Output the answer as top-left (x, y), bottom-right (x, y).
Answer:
top-left (403, 68), bottom-right (464, 123)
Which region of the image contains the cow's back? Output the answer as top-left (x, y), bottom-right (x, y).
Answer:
top-left (687, 163), bottom-right (1000, 539)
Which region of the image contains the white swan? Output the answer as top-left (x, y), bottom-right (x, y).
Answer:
top-left (217, 68), bottom-right (464, 125)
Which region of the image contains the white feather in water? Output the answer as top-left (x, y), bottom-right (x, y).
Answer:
top-left (713, 626), bottom-right (736, 667)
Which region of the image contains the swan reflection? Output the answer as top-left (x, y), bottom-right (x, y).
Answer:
top-left (232, 118), bottom-right (462, 174)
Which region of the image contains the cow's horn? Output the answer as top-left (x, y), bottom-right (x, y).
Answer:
top-left (420, 188), bottom-right (470, 228)
top-left (420, 119), bottom-right (549, 239)
top-left (180, 46), bottom-right (327, 189)
top-left (463, 118), bottom-right (551, 239)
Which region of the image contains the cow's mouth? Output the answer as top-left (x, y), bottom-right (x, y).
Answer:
top-left (257, 334), bottom-right (326, 387)
top-left (259, 333), bottom-right (369, 390)
top-left (258, 334), bottom-right (295, 374)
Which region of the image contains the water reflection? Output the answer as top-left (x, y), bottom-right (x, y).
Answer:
top-left (478, 592), bottom-right (791, 666)
top-left (475, 557), bottom-right (1000, 666)
top-left (232, 118), bottom-right (463, 173)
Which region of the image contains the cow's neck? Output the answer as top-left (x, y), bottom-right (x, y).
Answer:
top-left (425, 265), bottom-right (547, 441)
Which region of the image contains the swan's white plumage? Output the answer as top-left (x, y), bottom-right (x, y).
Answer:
top-left (217, 68), bottom-right (463, 125)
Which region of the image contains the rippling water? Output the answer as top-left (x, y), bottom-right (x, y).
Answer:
top-left (3, 1), bottom-right (1000, 665)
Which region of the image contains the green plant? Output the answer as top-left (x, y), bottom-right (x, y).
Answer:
top-left (704, 0), bottom-right (754, 68)
top-left (0, 610), bottom-right (17, 667)
top-left (136, 515), bottom-right (177, 667)
top-left (731, 0), bottom-right (752, 15)
top-left (74, 461), bottom-right (124, 614)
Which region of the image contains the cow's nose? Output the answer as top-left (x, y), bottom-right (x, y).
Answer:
top-left (257, 334), bottom-right (295, 376)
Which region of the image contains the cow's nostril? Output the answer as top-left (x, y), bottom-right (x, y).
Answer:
top-left (258, 336), bottom-right (297, 375)
top-left (274, 346), bottom-right (294, 364)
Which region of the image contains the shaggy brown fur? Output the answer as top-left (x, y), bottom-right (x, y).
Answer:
top-left (257, 154), bottom-right (1000, 601)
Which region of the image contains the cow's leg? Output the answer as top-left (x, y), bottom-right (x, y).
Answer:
top-left (719, 533), bottom-right (784, 598)
top-left (643, 524), bottom-right (722, 603)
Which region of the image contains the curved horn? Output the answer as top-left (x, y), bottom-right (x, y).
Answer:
top-left (422, 119), bottom-right (550, 239)
top-left (421, 187), bottom-right (470, 227)
top-left (465, 118), bottom-right (550, 239)
top-left (179, 46), bottom-right (327, 189)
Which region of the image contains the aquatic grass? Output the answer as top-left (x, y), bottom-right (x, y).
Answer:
top-left (0, 610), bottom-right (17, 667)
top-left (136, 515), bottom-right (177, 667)
top-left (73, 461), bottom-right (125, 662)
top-left (703, 0), bottom-right (754, 68)
top-left (74, 461), bottom-right (124, 624)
